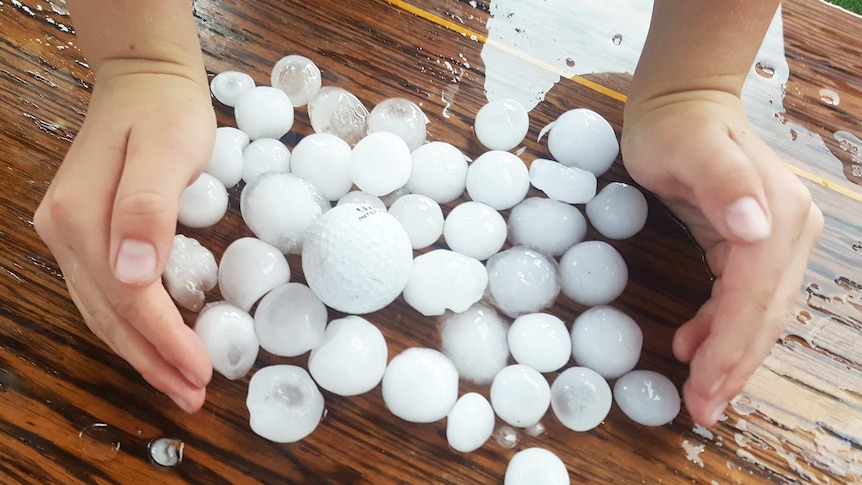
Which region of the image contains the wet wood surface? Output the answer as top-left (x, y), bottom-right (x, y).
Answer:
top-left (1, 0), bottom-right (861, 483)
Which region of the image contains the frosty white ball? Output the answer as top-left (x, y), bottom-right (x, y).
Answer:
top-left (571, 305), bottom-right (642, 379)
top-left (246, 365), bottom-right (324, 443)
top-left (550, 367), bottom-right (612, 432)
top-left (242, 138), bottom-right (290, 184)
top-left (440, 303), bottom-right (509, 385)
top-left (402, 249), bottom-right (487, 316)
top-left (308, 86), bottom-right (369, 146)
top-left (308, 316), bottom-right (388, 396)
top-left (585, 182), bottom-right (648, 240)
top-left (289, 133), bottom-right (352, 201)
top-left (218, 237), bottom-right (290, 312)
top-left (446, 393), bottom-right (495, 453)
top-left (547, 108), bottom-right (619, 176)
top-left (474, 98), bottom-right (529, 151)
top-left (382, 348), bottom-right (459, 423)
top-left (163, 235), bottom-right (218, 312)
top-left (504, 448), bottom-right (569, 485)
top-left (234, 86), bottom-right (295, 141)
top-left (210, 70), bottom-right (255, 107)
top-left (443, 201), bottom-right (506, 261)
top-left (194, 302), bottom-right (259, 380)
top-left (254, 283), bottom-right (327, 357)
top-left (614, 370), bottom-right (681, 427)
top-left (508, 313), bottom-right (571, 373)
top-left (406, 141), bottom-right (469, 204)
top-left (336, 191), bottom-right (386, 210)
top-left (270, 54), bottom-right (321, 107)
top-left (367, 97), bottom-right (428, 151)
top-left (302, 204), bottom-right (413, 314)
top-left (350, 131), bottom-right (412, 196)
top-left (508, 198), bottom-right (586, 257)
top-left (529, 158), bottom-right (597, 204)
top-left (388, 194), bottom-right (444, 249)
top-left (486, 247), bottom-right (560, 318)
top-left (465, 151), bottom-right (529, 210)
top-left (559, 241), bottom-right (628, 306)
top-left (206, 126), bottom-right (249, 188)
top-left (177, 172), bottom-right (228, 229)
top-left (490, 364), bottom-right (551, 428)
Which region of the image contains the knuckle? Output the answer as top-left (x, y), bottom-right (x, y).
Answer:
top-left (115, 190), bottom-right (174, 220)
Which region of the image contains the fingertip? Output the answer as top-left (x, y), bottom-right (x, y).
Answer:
top-left (724, 196), bottom-right (771, 242)
top-left (683, 380), bottom-right (727, 427)
top-left (168, 387), bottom-right (207, 414)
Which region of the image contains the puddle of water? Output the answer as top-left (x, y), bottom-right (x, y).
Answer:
top-left (78, 423), bottom-right (122, 462)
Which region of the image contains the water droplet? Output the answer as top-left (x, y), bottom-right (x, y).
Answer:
top-left (492, 424), bottom-right (518, 449)
top-left (565, 58), bottom-right (575, 68)
top-left (0, 368), bottom-right (19, 392)
top-left (754, 62), bottom-right (775, 79)
top-left (789, 129), bottom-right (797, 141)
top-left (148, 437), bottom-right (184, 467)
top-left (78, 424), bottom-right (122, 461)
top-left (819, 88), bottom-right (840, 106)
top-left (612, 34), bottom-right (623, 45)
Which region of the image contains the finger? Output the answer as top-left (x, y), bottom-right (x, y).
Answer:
top-left (673, 295), bottom-right (719, 363)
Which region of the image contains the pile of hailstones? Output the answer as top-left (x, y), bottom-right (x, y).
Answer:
top-left (168, 54), bottom-right (681, 481)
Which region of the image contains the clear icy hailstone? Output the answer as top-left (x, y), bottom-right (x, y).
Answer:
top-left (254, 283), bottom-right (327, 357)
top-left (242, 138), bottom-right (290, 185)
top-left (350, 131), bottom-right (412, 196)
top-left (367, 97), bottom-right (428, 151)
top-left (550, 367), bottom-right (612, 432)
top-left (508, 313), bottom-right (571, 373)
top-left (240, 171), bottom-right (330, 254)
top-left (270, 54), bottom-right (322, 107)
top-left (440, 303), bottom-right (509, 385)
top-left (474, 98), bottom-right (529, 151)
top-left (177, 173), bottom-right (228, 229)
top-left (206, 126), bottom-right (249, 188)
top-left (194, 302), bottom-right (259, 380)
top-left (308, 316), bottom-right (388, 396)
top-left (163, 235), bottom-right (218, 312)
top-left (246, 365), bottom-right (324, 443)
top-left (382, 348), bottom-right (459, 423)
top-left (585, 182), bottom-right (648, 240)
top-left (559, 241), bottom-right (628, 306)
top-left (148, 437), bottom-right (184, 467)
top-left (234, 86), bottom-right (295, 141)
top-left (446, 392), bottom-right (495, 453)
top-left (336, 190), bottom-right (386, 210)
top-left (486, 247), bottom-right (561, 318)
top-left (443, 201), bottom-right (507, 261)
top-left (613, 370), bottom-right (681, 427)
top-left (504, 448), bottom-right (569, 485)
top-left (218, 237), bottom-right (290, 312)
top-left (302, 204), bottom-right (413, 314)
top-left (379, 185), bottom-right (411, 208)
top-left (465, 151), bottom-right (530, 210)
top-left (210, 70), bottom-right (255, 108)
top-left (508, 198), bottom-right (586, 257)
top-left (308, 86), bottom-right (369, 146)
top-left (571, 305), bottom-right (642, 380)
top-left (403, 250), bottom-right (487, 316)
top-left (546, 108), bottom-right (619, 176)
top-left (388, 194), bottom-right (444, 249)
top-left (493, 425), bottom-right (519, 449)
top-left (406, 141), bottom-right (469, 204)
top-left (289, 133), bottom-right (352, 201)
top-left (529, 158), bottom-right (597, 204)
top-left (490, 364), bottom-right (551, 428)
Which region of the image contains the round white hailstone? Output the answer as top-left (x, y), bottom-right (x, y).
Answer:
top-left (508, 313), bottom-right (571, 373)
top-left (289, 133), bottom-right (352, 201)
top-left (367, 97), bottom-right (428, 151)
top-left (486, 247), bottom-right (561, 318)
top-left (163, 235), bottom-right (218, 312)
top-left (308, 316), bottom-right (388, 396)
top-left (547, 108), bottom-right (619, 176)
top-left (559, 241), bottom-right (628, 306)
top-left (240, 171), bottom-right (330, 254)
top-left (570, 306), bottom-right (642, 379)
top-left (474, 99), bottom-right (529, 151)
top-left (585, 182), bottom-right (648, 240)
top-left (440, 303), bottom-right (509, 385)
top-left (254, 283), bottom-right (327, 357)
top-left (446, 393), bottom-right (495, 453)
top-left (242, 138), bottom-right (291, 184)
top-left (210, 70), bottom-right (255, 107)
top-left (218, 237), bottom-right (290, 312)
top-left (490, 364), bottom-right (551, 428)
top-left (379, 185), bottom-right (411, 208)
top-left (246, 365), bottom-right (324, 443)
top-left (508, 198), bottom-right (587, 257)
top-left (550, 367), bottom-right (612, 432)
top-left (302, 204), bottom-right (413, 314)
top-left (350, 131), bottom-right (412, 196)
top-left (270, 54), bottom-right (322, 107)
top-left (504, 448), bottom-right (569, 485)
top-left (336, 191), bottom-right (386, 210)
top-left (308, 86), bottom-right (369, 146)
top-left (206, 127), bottom-right (250, 188)
top-left (465, 151), bottom-right (530, 210)
top-left (177, 173), bottom-right (229, 229)
top-left (443, 201), bottom-right (507, 261)
top-left (194, 302), bottom-right (259, 380)
top-left (388, 194), bottom-right (444, 249)
top-left (613, 370), bottom-right (681, 427)
top-left (406, 141), bottom-right (469, 204)
top-left (402, 250), bottom-right (488, 317)
top-left (382, 348), bottom-right (459, 423)
top-left (529, 158), bottom-right (597, 204)
top-left (234, 86), bottom-right (295, 141)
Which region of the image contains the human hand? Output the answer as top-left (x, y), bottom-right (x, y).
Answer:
top-left (621, 90), bottom-right (823, 426)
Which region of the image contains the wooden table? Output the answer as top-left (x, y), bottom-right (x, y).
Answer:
top-left (1, 0), bottom-right (861, 483)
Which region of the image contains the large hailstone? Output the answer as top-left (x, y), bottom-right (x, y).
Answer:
top-left (367, 97), bottom-right (428, 151)
top-left (242, 138), bottom-right (291, 185)
top-left (440, 303), bottom-right (509, 385)
top-left (254, 283), bottom-right (327, 357)
top-left (585, 182), bottom-right (648, 240)
top-left (546, 108), bottom-right (619, 176)
top-left (402, 250), bottom-right (488, 317)
top-left (508, 313), bottom-right (571, 373)
top-left (529, 158), bottom-right (597, 204)
top-left (504, 448), bottom-right (569, 485)
top-left (163, 234), bottom-right (217, 312)
top-left (194, 302), bottom-right (259, 380)
top-left (570, 306), bottom-right (642, 379)
top-left (443, 201), bottom-right (507, 261)
top-left (388, 194), bottom-right (444, 249)
top-left (613, 370), bottom-right (681, 427)
top-left (308, 86), bottom-right (369, 146)
top-left (234, 86), bottom-right (295, 140)
top-left (490, 364), bottom-right (551, 428)
top-left (270, 54), bottom-right (322, 107)
top-left (406, 141), bottom-right (469, 204)
top-left (350, 131), bottom-right (412, 196)
top-left (550, 367), bottom-right (612, 432)
top-left (246, 365), bottom-right (324, 443)
top-left (559, 241), bottom-right (628, 306)
top-left (289, 133), bottom-right (353, 201)
top-left (486, 246), bottom-right (561, 318)
top-left (218, 237), bottom-right (290, 312)
top-left (474, 99), bottom-right (529, 151)
top-left (210, 71), bottom-right (255, 107)
top-left (465, 150), bottom-right (530, 210)
top-left (446, 393), bottom-right (495, 453)
top-left (206, 126), bottom-right (249, 188)
top-left (382, 348), bottom-right (459, 423)
top-left (308, 316), bottom-right (388, 396)
top-left (508, 198), bottom-right (587, 258)
top-left (177, 172), bottom-right (228, 229)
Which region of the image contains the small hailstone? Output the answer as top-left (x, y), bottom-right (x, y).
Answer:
top-left (402, 250), bottom-right (488, 316)
top-left (443, 201), bottom-right (506, 261)
top-left (382, 348), bottom-right (459, 423)
top-left (242, 138), bottom-right (291, 184)
top-left (508, 198), bottom-right (587, 257)
top-left (550, 367), bottom-right (612, 432)
top-left (148, 438), bottom-right (184, 467)
top-left (177, 173), bottom-right (228, 229)
top-left (508, 313), bottom-right (571, 373)
top-left (254, 283), bottom-right (327, 357)
top-left (350, 131), bottom-right (412, 196)
top-left (246, 365), bottom-right (324, 443)
top-left (440, 303), bottom-right (509, 385)
top-left (336, 191), bottom-right (386, 210)
top-left (465, 151), bottom-right (530, 210)
top-left (367, 97), bottom-right (428, 151)
top-left (504, 448), bottom-right (569, 485)
top-left (270, 54), bottom-right (322, 107)
top-left (492, 425), bottom-right (519, 449)
top-left (559, 241), bottom-right (628, 306)
top-left (194, 302), bottom-right (259, 380)
top-left (218, 237), bottom-right (290, 312)
top-left (234, 86), bottom-right (295, 141)
top-left (289, 133), bottom-right (352, 201)
top-left (571, 306), bottom-right (642, 379)
top-left (406, 141), bottom-right (469, 204)
top-left (308, 86), bottom-right (369, 146)
top-left (446, 393), bottom-right (495, 453)
top-left (388, 194), bottom-right (444, 249)
top-left (490, 364), bottom-right (551, 428)
top-left (547, 108), bottom-right (619, 176)
top-left (379, 186), bottom-right (411, 208)
top-left (529, 158), bottom-right (597, 204)
top-left (474, 98), bottom-right (529, 151)
top-left (614, 370), bottom-right (681, 427)
top-left (486, 247), bottom-right (560, 318)
top-left (585, 182), bottom-right (648, 240)
top-left (210, 71), bottom-right (255, 107)
top-left (206, 127), bottom-right (250, 188)
top-left (308, 316), bottom-right (388, 396)
top-left (163, 235), bottom-right (218, 312)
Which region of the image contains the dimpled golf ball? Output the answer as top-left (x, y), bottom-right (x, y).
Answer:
top-left (234, 86), bottom-right (295, 140)
top-left (504, 448), bottom-right (569, 485)
top-left (440, 303), bottom-right (509, 385)
top-left (177, 172), bottom-right (229, 229)
top-left (206, 126), bottom-right (250, 188)
top-left (490, 364), bottom-right (551, 428)
top-left (210, 70), bottom-right (255, 107)
top-left (270, 54), bottom-right (322, 107)
top-left (242, 138), bottom-right (291, 184)
top-left (388, 194), bottom-right (444, 249)
top-left (474, 98), bottom-right (529, 151)
top-left (559, 241), bottom-right (628, 306)
top-left (529, 158), bottom-right (597, 204)
top-left (465, 150), bottom-right (530, 210)
top-left (406, 141), bottom-right (469, 204)
top-left (382, 348), bottom-right (459, 423)
top-left (254, 283), bottom-right (327, 357)
top-left (486, 246), bottom-right (561, 318)
top-left (550, 367), bottom-right (612, 432)
top-left (308, 86), bottom-right (369, 145)
top-left (613, 370), bottom-right (681, 427)
top-left (194, 301), bottom-right (259, 380)
top-left (547, 108), bottom-right (619, 176)
top-left (246, 365), bottom-right (324, 443)
top-left (508, 313), bottom-right (571, 373)
top-left (571, 305), bottom-right (642, 380)
top-left (446, 393), bottom-right (495, 453)
top-left (367, 97), bottom-right (428, 151)
top-left (585, 182), bottom-right (648, 240)
top-left (350, 131), bottom-right (412, 196)
top-left (308, 316), bottom-right (388, 396)
top-left (508, 198), bottom-right (587, 257)
top-left (163, 234), bottom-right (218, 312)
top-left (289, 133), bottom-right (353, 201)
top-left (218, 237), bottom-right (290, 312)
top-left (443, 201), bottom-right (507, 261)
top-left (402, 249), bottom-right (488, 316)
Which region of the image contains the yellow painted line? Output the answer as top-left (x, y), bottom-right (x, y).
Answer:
top-left (785, 163), bottom-right (862, 202)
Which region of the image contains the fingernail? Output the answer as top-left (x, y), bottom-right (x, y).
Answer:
top-left (168, 392), bottom-right (195, 414)
top-left (709, 401), bottom-right (728, 424)
top-left (725, 197), bottom-right (770, 242)
top-left (114, 240), bottom-right (157, 284)
top-left (181, 368), bottom-right (207, 389)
